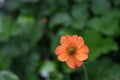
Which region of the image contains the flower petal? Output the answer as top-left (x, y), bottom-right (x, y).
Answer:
top-left (66, 56), bottom-right (75, 69)
top-left (76, 36), bottom-right (84, 49)
top-left (74, 57), bottom-right (83, 67)
top-left (66, 56), bottom-right (83, 69)
top-left (60, 35), bottom-right (71, 47)
top-left (71, 35), bottom-right (78, 47)
top-left (55, 46), bottom-right (66, 56)
top-left (71, 35), bottom-right (78, 44)
top-left (58, 53), bottom-right (69, 62)
top-left (77, 45), bottom-right (89, 54)
top-left (75, 53), bottom-right (88, 61)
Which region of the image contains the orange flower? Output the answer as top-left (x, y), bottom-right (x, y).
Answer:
top-left (55, 35), bottom-right (89, 69)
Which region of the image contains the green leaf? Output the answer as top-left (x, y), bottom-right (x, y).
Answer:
top-left (84, 58), bottom-right (120, 80)
top-left (25, 73), bottom-right (39, 80)
top-left (0, 71), bottom-right (19, 80)
top-left (17, 15), bottom-right (35, 34)
top-left (39, 61), bottom-right (56, 78)
top-left (116, 27), bottom-right (120, 36)
top-left (100, 11), bottom-right (119, 36)
top-left (101, 20), bottom-right (118, 36)
top-left (5, 1), bottom-right (21, 11)
top-left (81, 29), bottom-right (118, 61)
top-left (87, 17), bottom-right (104, 31)
top-left (0, 15), bottom-right (13, 41)
top-left (49, 71), bottom-right (64, 80)
top-left (0, 44), bottom-right (21, 69)
top-left (74, 0), bottom-right (89, 3)
top-left (24, 52), bottom-right (39, 80)
top-left (88, 10), bottom-right (119, 36)
top-left (21, 0), bottom-right (38, 3)
top-left (39, 61), bottom-right (63, 80)
top-left (0, 14), bottom-right (32, 41)
top-left (51, 35), bottom-right (60, 53)
top-left (49, 13), bottom-right (72, 28)
top-left (71, 4), bottom-right (89, 29)
top-left (26, 52), bottom-right (39, 72)
top-left (71, 4), bottom-right (88, 19)
top-left (26, 19), bottom-right (45, 45)
top-left (91, 0), bottom-right (111, 15)
top-left (113, 0), bottom-right (120, 6)
top-left (56, 0), bottom-right (69, 7)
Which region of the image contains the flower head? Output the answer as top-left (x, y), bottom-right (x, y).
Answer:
top-left (55, 35), bottom-right (89, 69)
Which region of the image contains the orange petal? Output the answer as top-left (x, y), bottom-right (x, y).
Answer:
top-left (75, 53), bottom-right (88, 61)
top-left (60, 35), bottom-right (71, 47)
top-left (66, 56), bottom-right (83, 69)
top-left (71, 35), bottom-right (78, 44)
top-left (76, 36), bottom-right (84, 49)
top-left (58, 52), bottom-right (69, 62)
top-left (66, 56), bottom-right (75, 69)
top-left (77, 45), bottom-right (89, 54)
top-left (74, 57), bottom-right (83, 67)
top-left (55, 46), bottom-right (66, 56)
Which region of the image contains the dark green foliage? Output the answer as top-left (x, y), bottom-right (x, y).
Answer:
top-left (0, 0), bottom-right (120, 80)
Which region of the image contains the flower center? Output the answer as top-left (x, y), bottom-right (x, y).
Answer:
top-left (68, 46), bottom-right (76, 54)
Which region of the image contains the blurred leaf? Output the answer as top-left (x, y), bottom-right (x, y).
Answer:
top-left (113, 0), bottom-right (120, 6)
top-left (81, 29), bottom-right (118, 61)
top-left (10, 23), bottom-right (22, 37)
top-left (0, 71), bottom-right (19, 80)
top-left (87, 17), bottom-right (103, 31)
top-left (39, 61), bottom-right (56, 78)
top-left (25, 73), bottom-right (39, 80)
top-left (100, 11), bottom-right (119, 36)
top-left (5, 1), bottom-right (21, 11)
top-left (39, 60), bottom-right (63, 80)
top-left (55, 0), bottom-right (69, 11)
top-left (38, 0), bottom-right (57, 16)
top-left (71, 4), bottom-right (88, 19)
top-left (17, 15), bottom-right (35, 34)
top-left (101, 20), bottom-right (118, 36)
top-left (0, 15), bottom-right (13, 41)
top-left (116, 27), bottom-right (120, 36)
top-left (26, 19), bottom-right (45, 45)
top-left (25, 52), bottom-right (39, 80)
top-left (58, 27), bottom-right (79, 36)
top-left (91, 0), bottom-right (111, 15)
top-left (56, 0), bottom-right (68, 6)
top-left (51, 35), bottom-right (60, 53)
top-left (26, 52), bottom-right (39, 72)
top-left (74, 0), bottom-right (89, 3)
top-left (83, 58), bottom-right (120, 80)
top-left (21, 0), bottom-right (38, 3)
top-left (49, 71), bottom-right (64, 80)
top-left (0, 14), bottom-right (33, 41)
top-left (88, 10), bottom-right (119, 36)
top-left (18, 41), bottom-right (30, 54)
top-left (49, 13), bottom-right (72, 28)
top-left (0, 44), bottom-right (21, 69)
top-left (71, 4), bottom-right (89, 29)
top-left (102, 38), bottom-right (118, 52)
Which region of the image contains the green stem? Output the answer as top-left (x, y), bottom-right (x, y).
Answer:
top-left (83, 64), bottom-right (88, 80)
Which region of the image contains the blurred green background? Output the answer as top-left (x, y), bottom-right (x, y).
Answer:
top-left (0, 0), bottom-right (120, 80)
